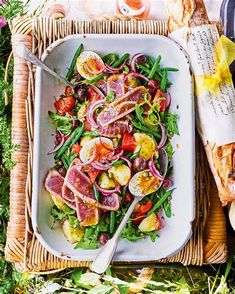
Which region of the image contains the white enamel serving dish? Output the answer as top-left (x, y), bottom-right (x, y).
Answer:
top-left (32, 34), bottom-right (195, 261)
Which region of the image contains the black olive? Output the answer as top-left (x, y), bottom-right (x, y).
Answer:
top-left (76, 88), bottom-right (89, 101)
top-left (133, 157), bottom-right (147, 172)
top-left (98, 232), bottom-right (111, 245)
top-left (58, 167), bottom-right (66, 177)
top-left (135, 55), bottom-right (147, 65)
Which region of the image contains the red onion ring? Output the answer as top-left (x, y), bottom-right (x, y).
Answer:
top-left (112, 149), bottom-right (124, 161)
top-left (91, 161), bottom-right (111, 170)
top-left (68, 113), bottom-right (76, 129)
top-left (83, 62), bottom-right (106, 75)
top-left (148, 156), bottom-right (165, 181)
top-left (157, 124), bottom-right (167, 150)
top-left (104, 59), bottom-right (128, 74)
top-left (124, 73), bottom-right (156, 89)
top-left (94, 182), bottom-right (120, 196)
top-left (162, 178), bottom-right (173, 190)
top-left (127, 123), bottom-right (133, 133)
top-left (87, 99), bottom-right (106, 129)
top-left (165, 92), bottom-right (171, 108)
top-left (120, 156), bottom-right (132, 169)
top-left (130, 53), bottom-right (145, 73)
top-left (47, 136), bottom-right (65, 155)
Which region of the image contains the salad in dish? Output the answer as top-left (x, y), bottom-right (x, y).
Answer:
top-left (44, 44), bottom-right (179, 249)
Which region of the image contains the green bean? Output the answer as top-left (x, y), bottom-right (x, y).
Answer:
top-left (66, 44), bottom-right (83, 81)
top-left (61, 155), bottom-right (69, 170)
top-left (55, 124), bottom-right (84, 159)
top-left (109, 211), bottom-right (116, 234)
top-left (137, 64), bottom-right (162, 82)
top-left (82, 131), bottom-right (100, 137)
top-left (164, 67), bottom-right (179, 72)
top-left (160, 69), bottom-right (167, 92)
top-left (146, 55), bottom-right (155, 67)
top-left (111, 159), bottom-right (125, 167)
top-left (89, 73), bottom-right (106, 84)
top-left (137, 64), bottom-right (150, 75)
top-left (112, 53), bottom-right (130, 67)
top-left (93, 184), bottom-right (100, 202)
top-left (129, 149), bottom-right (141, 161)
top-left (125, 152), bottom-right (133, 159)
top-left (131, 121), bottom-right (161, 140)
top-left (148, 55), bottom-right (161, 79)
top-left (135, 105), bottom-right (146, 126)
top-left (147, 190), bottom-right (173, 216)
top-left (122, 186), bottom-right (127, 196)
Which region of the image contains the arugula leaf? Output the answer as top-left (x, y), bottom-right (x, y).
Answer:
top-left (165, 111), bottom-right (179, 136)
top-left (147, 230), bottom-right (158, 242)
top-left (163, 199), bottom-right (172, 218)
top-left (121, 222), bottom-right (143, 241)
top-left (165, 141), bottom-right (174, 160)
top-left (51, 205), bottom-right (75, 221)
top-left (48, 111), bottom-right (72, 135)
top-left (68, 215), bottom-right (80, 228)
top-left (105, 90), bottom-right (115, 102)
top-left (74, 221), bottom-right (109, 250)
top-left (96, 218), bottom-right (109, 232)
top-left (102, 53), bottom-right (119, 66)
top-left (74, 239), bottom-right (99, 249)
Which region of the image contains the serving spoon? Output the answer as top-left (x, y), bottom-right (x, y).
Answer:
top-left (90, 148), bottom-right (169, 274)
top-left (15, 44), bottom-right (79, 92)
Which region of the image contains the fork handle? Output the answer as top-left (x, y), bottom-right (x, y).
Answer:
top-left (90, 197), bottom-right (140, 274)
top-left (15, 44), bottom-right (73, 88)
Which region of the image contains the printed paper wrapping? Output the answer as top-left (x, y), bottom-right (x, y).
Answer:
top-left (170, 24), bottom-right (235, 147)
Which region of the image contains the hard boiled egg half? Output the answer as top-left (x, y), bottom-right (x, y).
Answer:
top-left (76, 51), bottom-right (105, 80)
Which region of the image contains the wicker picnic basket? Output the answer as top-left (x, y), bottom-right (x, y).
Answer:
top-left (4, 16), bottom-right (227, 273)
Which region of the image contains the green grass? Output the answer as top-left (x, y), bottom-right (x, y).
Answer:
top-left (0, 1), bottom-right (235, 293)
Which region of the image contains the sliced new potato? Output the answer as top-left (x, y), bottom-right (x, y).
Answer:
top-left (133, 133), bottom-right (156, 160)
top-left (139, 213), bottom-right (157, 232)
top-left (125, 76), bottom-right (140, 89)
top-left (76, 51), bottom-right (105, 80)
top-left (77, 103), bottom-right (87, 122)
top-left (98, 172), bottom-right (116, 189)
top-left (80, 137), bottom-right (113, 163)
top-left (108, 164), bottom-right (131, 186)
top-left (50, 193), bottom-right (67, 211)
top-left (80, 135), bottom-right (93, 147)
top-left (63, 220), bottom-right (84, 244)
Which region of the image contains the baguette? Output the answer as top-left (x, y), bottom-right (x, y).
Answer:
top-left (165, 0), bottom-right (235, 205)
top-left (167, 0), bottom-right (209, 32)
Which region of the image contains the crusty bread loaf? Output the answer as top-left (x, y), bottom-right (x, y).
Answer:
top-left (166, 0), bottom-right (209, 32)
top-left (165, 0), bottom-right (235, 206)
top-left (205, 143), bottom-right (235, 205)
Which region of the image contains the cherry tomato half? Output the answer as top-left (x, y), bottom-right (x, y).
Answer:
top-left (54, 96), bottom-right (76, 115)
top-left (122, 132), bottom-right (137, 152)
top-left (87, 88), bottom-right (101, 102)
top-left (154, 89), bottom-right (166, 112)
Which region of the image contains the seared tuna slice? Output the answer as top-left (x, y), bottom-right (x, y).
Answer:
top-left (97, 86), bottom-right (150, 127)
